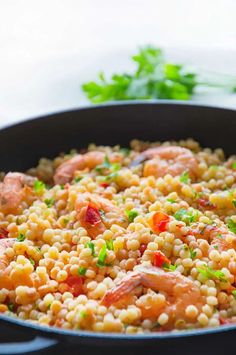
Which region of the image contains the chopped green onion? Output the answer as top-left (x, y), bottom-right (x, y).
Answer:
top-left (33, 180), bottom-right (45, 193)
top-left (197, 265), bottom-right (227, 282)
top-left (232, 200), bottom-right (236, 208)
top-left (232, 290), bottom-right (236, 300)
top-left (125, 209), bottom-right (139, 223)
top-left (17, 233), bottom-right (25, 242)
top-left (78, 267), bottom-right (87, 276)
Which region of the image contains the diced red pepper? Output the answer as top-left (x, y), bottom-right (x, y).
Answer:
top-left (150, 212), bottom-right (170, 233)
top-left (0, 228), bottom-right (9, 239)
top-left (197, 198), bottom-right (216, 210)
top-left (85, 203), bottom-right (101, 225)
top-left (153, 251), bottom-right (171, 268)
top-left (66, 276), bottom-right (83, 297)
top-left (219, 316), bottom-right (232, 325)
top-left (100, 182), bottom-right (110, 188)
top-left (139, 243), bottom-right (147, 256)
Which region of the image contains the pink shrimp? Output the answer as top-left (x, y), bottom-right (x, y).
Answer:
top-left (102, 265), bottom-right (204, 329)
top-left (54, 151), bottom-right (122, 185)
top-left (0, 173), bottom-right (36, 214)
top-left (190, 224), bottom-right (236, 252)
top-left (134, 146), bottom-right (198, 179)
top-left (76, 192), bottom-right (127, 238)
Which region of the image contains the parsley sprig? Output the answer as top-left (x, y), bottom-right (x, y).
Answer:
top-left (82, 46), bottom-right (236, 103)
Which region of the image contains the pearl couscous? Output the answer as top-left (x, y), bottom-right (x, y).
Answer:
top-left (1, 139), bottom-right (236, 333)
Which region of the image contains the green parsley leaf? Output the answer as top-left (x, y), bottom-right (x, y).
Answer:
top-left (174, 208), bottom-right (198, 225)
top-left (17, 233), bottom-right (25, 242)
top-left (95, 155), bottom-right (111, 172)
top-left (232, 290), bottom-right (236, 300)
top-left (85, 241), bottom-right (96, 256)
top-left (44, 198), bottom-right (55, 207)
top-left (97, 244), bottom-right (107, 267)
top-left (74, 176), bottom-right (83, 183)
top-left (80, 311), bottom-right (87, 319)
top-left (163, 263), bottom-right (177, 271)
top-left (167, 198), bottom-right (176, 204)
top-left (227, 218), bottom-right (236, 234)
top-left (33, 180), bottom-right (45, 193)
top-left (120, 148), bottom-right (131, 156)
top-left (106, 239), bottom-right (114, 250)
top-left (82, 46), bottom-right (236, 103)
top-left (7, 303), bottom-right (14, 312)
top-left (78, 267), bottom-right (87, 276)
top-left (232, 200), bottom-right (236, 208)
top-left (189, 248), bottom-right (197, 260)
top-left (197, 265), bottom-right (227, 282)
top-left (125, 209), bottom-right (139, 223)
top-left (232, 162), bottom-right (236, 170)
top-left (180, 171), bottom-right (190, 184)
top-left (29, 258), bottom-right (35, 266)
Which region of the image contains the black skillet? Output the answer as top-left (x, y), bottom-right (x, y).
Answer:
top-left (0, 102), bottom-right (236, 355)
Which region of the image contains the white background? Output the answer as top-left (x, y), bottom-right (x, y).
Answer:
top-left (0, 0), bottom-right (236, 126)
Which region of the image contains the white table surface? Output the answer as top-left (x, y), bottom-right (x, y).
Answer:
top-left (0, 0), bottom-right (236, 126)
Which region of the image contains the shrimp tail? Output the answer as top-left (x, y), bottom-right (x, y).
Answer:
top-left (101, 272), bottom-right (141, 307)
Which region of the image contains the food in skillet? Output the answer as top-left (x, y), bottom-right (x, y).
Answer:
top-left (1, 139), bottom-right (236, 333)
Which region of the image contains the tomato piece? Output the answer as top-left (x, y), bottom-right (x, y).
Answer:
top-left (139, 243), bottom-right (147, 256)
top-left (0, 228), bottom-right (9, 239)
top-left (150, 212), bottom-right (170, 233)
top-left (197, 198), bottom-right (215, 209)
top-left (85, 203), bottom-right (101, 225)
top-left (66, 276), bottom-right (83, 297)
top-left (153, 251), bottom-right (171, 268)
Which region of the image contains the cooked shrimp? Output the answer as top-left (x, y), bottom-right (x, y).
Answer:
top-left (76, 192), bottom-right (127, 238)
top-left (0, 173), bottom-right (36, 214)
top-left (134, 146), bottom-right (198, 179)
top-left (54, 151), bottom-right (122, 185)
top-left (102, 265), bottom-right (204, 328)
top-left (190, 224), bottom-right (236, 252)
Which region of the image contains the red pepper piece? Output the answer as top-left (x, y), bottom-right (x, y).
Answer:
top-left (0, 228), bottom-right (9, 239)
top-left (151, 212), bottom-right (170, 233)
top-left (139, 243), bottom-right (147, 256)
top-left (153, 251), bottom-right (171, 268)
top-left (66, 276), bottom-right (83, 297)
top-left (85, 203), bottom-right (101, 225)
top-left (100, 182), bottom-right (110, 188)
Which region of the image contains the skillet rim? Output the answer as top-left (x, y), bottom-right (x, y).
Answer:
top-left (0, 100), bottom-right (236, 340)
top-left (0, 99), bottom-right (235, 132)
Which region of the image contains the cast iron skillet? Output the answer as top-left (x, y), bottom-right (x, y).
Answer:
top-left (0, 102), bottom-right (236, 355)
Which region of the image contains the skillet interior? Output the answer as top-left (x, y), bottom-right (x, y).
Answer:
top-left (0, 102), bottom-right (236, 354)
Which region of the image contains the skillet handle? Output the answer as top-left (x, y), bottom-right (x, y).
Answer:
top-left (0, 336), bottom-right (58, 354)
